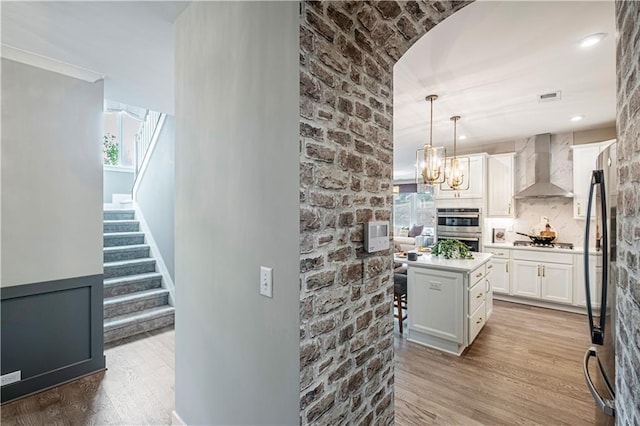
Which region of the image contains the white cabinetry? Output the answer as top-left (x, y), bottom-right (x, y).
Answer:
top-left (484, 248), bottom-right (510, 294)
top-left (574, 253), bottom-right (603, 308)
top-left (408, 267), bottom-right (464, 347)
top-left (511, 250), bottom-right (574, 304)
top-left (512, 259), bottom-right (540, 298)
top-left (487, 153), bottom-right (515, 217)
top-left (435, 154), bottom-right (486, 199)
top-left (571, 140), bottom-right (615, 220)
top-left (407, 259), bottom-right (492, 355)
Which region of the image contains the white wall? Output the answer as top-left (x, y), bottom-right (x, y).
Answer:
top-left (174, 2), bottom-right (299, 425)
top-left (1, 59), bottom-right (103, 287)
top-left (103, 168), bottom-right (134, 204)
top-left (136, 115), bottom-right (175, 280)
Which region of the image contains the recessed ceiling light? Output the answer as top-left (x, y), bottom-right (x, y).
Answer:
top-left (580, 33), bottom-right (607, 48)
top-left (459, 135), bottom-right (467, 140)
top-left (570, 115), bottom-right (584, 122)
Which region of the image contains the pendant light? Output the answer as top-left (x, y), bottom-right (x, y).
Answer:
top-left (444, 115), bottom-right (470, 191)
top-left (416, 95), bottom-right (446, 185)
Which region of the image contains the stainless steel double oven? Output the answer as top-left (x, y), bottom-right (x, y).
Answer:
top-left (436, 208), bottom-right (482, 252)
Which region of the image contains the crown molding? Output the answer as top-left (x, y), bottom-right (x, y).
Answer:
top-left (1, 44), bottom-right (104, 83)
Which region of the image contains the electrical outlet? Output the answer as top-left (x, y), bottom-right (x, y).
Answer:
top-left (1, 371), bottom-right (21, 386)
top-left (260, 266), bottom-right (273, 298)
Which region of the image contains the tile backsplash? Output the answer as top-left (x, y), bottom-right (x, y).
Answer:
top-left (486, 132), bottom-right (595, 248)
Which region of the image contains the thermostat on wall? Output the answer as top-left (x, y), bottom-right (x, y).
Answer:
top-left (364, 221), bottom-right (390, 253)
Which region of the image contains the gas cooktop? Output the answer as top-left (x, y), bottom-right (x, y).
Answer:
top-left (513, 240), bottom-right (574, 250)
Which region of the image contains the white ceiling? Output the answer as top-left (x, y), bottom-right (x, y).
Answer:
top-left (1, 1), bottom-right (189, 115)
top-left (393, 0), bottom-right (616, 181)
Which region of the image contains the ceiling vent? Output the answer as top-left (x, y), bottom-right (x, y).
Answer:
top-left (538, 91), bottom-right (562, 103)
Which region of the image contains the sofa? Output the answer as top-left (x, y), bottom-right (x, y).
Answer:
top-left (393, 225), bottom-right (434, 252)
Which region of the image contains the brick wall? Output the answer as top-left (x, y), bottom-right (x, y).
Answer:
top-left (615, 1), bottom-right (640, 424)
top-left (299, 1), bottom-right (470, 424)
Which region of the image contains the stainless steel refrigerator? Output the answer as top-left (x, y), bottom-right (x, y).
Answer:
top-left (583, 142), bottom-right (617, 424)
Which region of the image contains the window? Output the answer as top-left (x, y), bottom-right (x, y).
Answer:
top-left (393, 189), bottom-right (436, 233)
top-left (103, 111), bottom-right (142, 168)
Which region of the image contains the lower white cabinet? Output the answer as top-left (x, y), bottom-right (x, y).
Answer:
top-left (407, 260), bottom-right (492, 355)
top-left (408, 267), bottom-right (464, 346)
top-left (574, 253), bottom-right (603, 308)
top-left (510, 250), bottom-right (574, 305)
top-left (485, 274), bottom-right (494, 319)
top-left (512, 259), bottom-right (541, 298)
top-left (540, 263), bottom-right (573, 304)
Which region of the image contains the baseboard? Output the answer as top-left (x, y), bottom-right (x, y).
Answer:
top-left (493, 294), bottom-right (592, 315)
top-left (133, 204), bottom-right (176, 306)
top-left (172, 410), bottom-right (187, 425)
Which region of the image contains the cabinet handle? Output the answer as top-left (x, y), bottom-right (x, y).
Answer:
top-left (506, 263), bottom-right (509, 273)
top-left (476, 272), bottom-right (483, 278)
top-left (577, 203), bottom-right (581, 215)
top-left (543, 265), bottom-right (546, 277)
top-left (487, 264), bottom-right (493, 269)
top-left (476, 317), bottom-right (483, 324)
top-left (537, 265), bottom-right (541, 276)
top-left (476, 292), bottom-right (483, 299)
top-left (508, 202), bottom-right (511, 214)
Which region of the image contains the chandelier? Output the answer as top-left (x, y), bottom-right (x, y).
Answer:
top-left (416, 95), bottom-right (446, 185)
top-left (444, 115), bottom-right (469, 191)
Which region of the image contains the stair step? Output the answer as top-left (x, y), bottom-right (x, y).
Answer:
top-left (104, 244), bottom-right (150, 263)
top-left (104, 232), bottom-right (144, 247)
top-left (104, 288), bottom-right (170, 319)
top-left (104, 258), bottom-right (155, 279)
top-left (104, 272), bottom-right (162, 298)
top-left (104, 210), bottom-right (135, 221)
top-left (104, 220), bottom-right (140, 233)
top-left (104, 306), bottom-right (175, 344)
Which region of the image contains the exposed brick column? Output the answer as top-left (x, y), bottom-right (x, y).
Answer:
top-left (614, 1), bottom-right (640, 424)
top-left (299, 1), bottom-right (471, 424)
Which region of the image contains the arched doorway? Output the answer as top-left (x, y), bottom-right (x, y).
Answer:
top-left (298, 1), bottom-right (637, 425)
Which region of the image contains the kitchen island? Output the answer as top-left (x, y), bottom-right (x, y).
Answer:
top-left (395, 252), bottom-right (493, 355)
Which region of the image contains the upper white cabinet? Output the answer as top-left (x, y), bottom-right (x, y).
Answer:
top-left (487, 153), bottom-right (515, 217)
top-left (571, 140), bottom-right (615, 220)
top-left (434, 154), bottom-right (486, 200)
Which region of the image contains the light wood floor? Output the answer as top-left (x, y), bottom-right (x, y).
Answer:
top-left (1, 327), bottom-right (175, 426)
top-left (395, 300), bottom-right (596, 425)
top-left (2, 301), bottom-right (595, 425)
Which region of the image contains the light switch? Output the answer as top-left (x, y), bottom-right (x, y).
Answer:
top-left (260, 266), bottom-right (273, 298)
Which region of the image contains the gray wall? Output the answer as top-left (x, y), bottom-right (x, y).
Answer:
top-left (0, 58), bottom-right (105, 403)
top-left (136, 115), bottom-right (175, 280)
top-left (174, 2), bottom-right (299, 425)
top-left (103, 168), bottom-right (134, 204)
top-left (1, 58), bottom-right (103, 287)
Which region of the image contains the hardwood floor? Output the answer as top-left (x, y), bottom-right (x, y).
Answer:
top-left (1, 327), bottom-right (175, 426)
top-left (2, 301), bottom-right (595, 425)
top-left (394, 300), bottom-right (596, 425)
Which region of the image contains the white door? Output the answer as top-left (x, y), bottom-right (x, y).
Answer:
top-left (490, 257), bottom-right (510, 294)
top-left (487, 154), bottom-right (515, 217)
top-left (512, 259), bottom-right (540, 298)
top-left (540, 262), bottom-right (574, 304)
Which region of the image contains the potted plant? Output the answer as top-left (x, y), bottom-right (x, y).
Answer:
top-left (431, 239), bottom-right (474, 259)
top-left (103, 133), bottom-right (118, 165)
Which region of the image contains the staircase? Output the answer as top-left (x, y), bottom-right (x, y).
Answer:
top-left (103, 209), bottom-right (174, 343)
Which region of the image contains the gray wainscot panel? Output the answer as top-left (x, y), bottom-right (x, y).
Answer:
top-left (1, 274), bottom-right (105, 403)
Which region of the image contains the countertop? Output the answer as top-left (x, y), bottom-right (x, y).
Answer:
top-left (484, 243), bottom-right (600, 255)
top-left (394, 252), bottom-right (493, 273)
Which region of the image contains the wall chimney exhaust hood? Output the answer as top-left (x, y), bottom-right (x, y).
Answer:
top-left (513, 134), bottom-right (573, 199)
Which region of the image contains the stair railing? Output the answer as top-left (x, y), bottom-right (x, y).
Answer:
top-left (132, 110), bottom-right (166, 201)
top-left (134, 109), bottom-right (162, 176)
